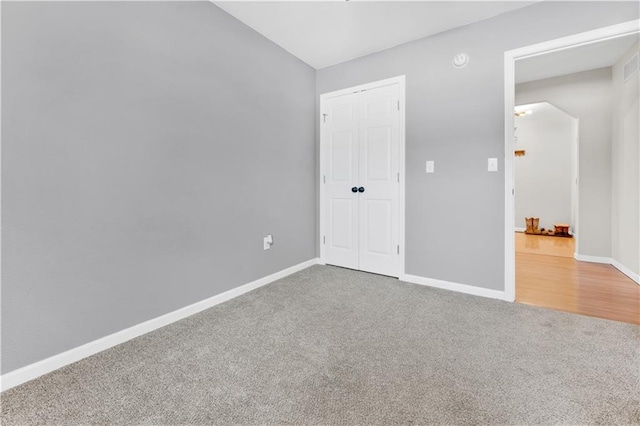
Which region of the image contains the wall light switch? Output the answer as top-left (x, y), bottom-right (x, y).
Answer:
top-left (263, 234), bottom-right (273, 250)
top-left (426, 160), bottom-right (435, 173)
top-left (488, 158), bottom-right (498, 172)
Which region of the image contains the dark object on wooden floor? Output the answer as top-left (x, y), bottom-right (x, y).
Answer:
top-left (554, 223), bottom-right (570, 236)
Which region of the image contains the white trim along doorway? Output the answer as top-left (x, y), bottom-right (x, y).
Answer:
top-left (319, 75), bottom-right (406, 278)
top-left (503, 20), bottom-right (640, 302)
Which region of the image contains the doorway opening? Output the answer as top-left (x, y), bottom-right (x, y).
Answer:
top-left (319, 76), bottom-right (406, 278)
top-left (504, 21), bottom-right (640, 324)
top-left (514, 101), bottom-right (578, 244)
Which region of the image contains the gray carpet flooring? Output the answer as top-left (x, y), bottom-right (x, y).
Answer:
top-left (2, 265), bottom-right (639, 425)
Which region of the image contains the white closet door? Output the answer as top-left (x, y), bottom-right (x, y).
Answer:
top-left (323, 93), bottom-right (360, 269)
top-left (357, 84), bottom-right (399, 277)
top-left (321, 83), bottom-right (400, 277)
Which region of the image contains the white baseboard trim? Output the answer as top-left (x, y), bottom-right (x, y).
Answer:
top-left (574, 253), bottom-right (611, 264)
top-left (401, 274), bottom-right (508, 301)
top-left (0, 258), bottom-right (319, 392)
top-left (574, 254), bottom-right (639, 285)
top-left (611, 258), bottom-right (640, 284)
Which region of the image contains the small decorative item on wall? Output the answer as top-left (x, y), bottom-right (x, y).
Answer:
top-left (452, 52), bottom-right (469, 69)
top-left (515, 150), bottom-right (526, 156)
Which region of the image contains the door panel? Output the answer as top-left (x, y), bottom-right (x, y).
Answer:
top-left (364, 127), bottom-right (392, 181)
top-left (364, 95), bottom-right (393, 117)
top-left (324, 93), bottom-right (359, 269)
top-left (358, 85), bottom-right (399, 277)
top-left (331, 104), bottom-right (355, 123)
top-left (330, 131), bottom-right (354, 182)
top-left (363, 199), bottom-right (392, 255)
top-left (329, 199), bottom-right (355, 250)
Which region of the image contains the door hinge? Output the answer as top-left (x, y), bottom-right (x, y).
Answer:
top-left (323, 175), bottom-right (326, 184)
top-left (322, 113), bottom-right (328, 123)
top-left (397, 172), bottom-right (400, 183)
top-left (397, 245), bottom-right (400, 254)
top-left (512, 188), bottom-right (515, 195)
top-left (323, 236), bottom-right (326, 244)
top-left (397, 101), bottom-right (400, 111)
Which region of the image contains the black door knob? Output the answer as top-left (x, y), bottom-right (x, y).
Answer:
top-left (358, 187), bottom-right (365, 193)
top-left (351, 187), bottom-right (358, 193)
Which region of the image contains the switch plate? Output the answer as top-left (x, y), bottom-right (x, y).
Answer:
top-left (426, 160), bottom-right (435, 173)
top-left (263, 235), bottom-right (273, 250)
top-left (488, 158), bottom-right (498, 172)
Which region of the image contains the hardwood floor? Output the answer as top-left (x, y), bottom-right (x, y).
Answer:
top-left (515, 231), bottom-right (574, 258)
top-left (515, 232), bottom-right (640, 325)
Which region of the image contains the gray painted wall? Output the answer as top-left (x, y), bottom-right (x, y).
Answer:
top-left (514, 103), bottom-right (576, 232)
top-left (611, 41), bottom-right (640, 275)
top-left (3, 0), bottom-right (639, 376)
top-left (516, 68), bottom-right (614, 258)
top-left (1, 2), bottom-right (316, 373)
top-left (316, 1), bottom-right (638, 289)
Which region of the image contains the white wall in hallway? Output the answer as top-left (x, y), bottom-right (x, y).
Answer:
top-left (514, 102), bottom-right (576, 232)
top-left (516, 68), bottom-right (613, 259)
top-left (611, 41), bottom-right (640, 277)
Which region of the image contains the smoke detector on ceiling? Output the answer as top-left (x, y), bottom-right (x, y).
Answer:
top-left (452, 53), bottom-right (469, 69)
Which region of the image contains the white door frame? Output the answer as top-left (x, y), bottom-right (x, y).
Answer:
top-left (503, 20), bottom-right (640, 302)
top-left (571, 117), bottom-right (580, 256)
top-left (319, 75), bottom-right (406, 277)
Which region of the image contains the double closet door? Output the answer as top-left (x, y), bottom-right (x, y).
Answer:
top-left (321, 83), bottom-right (401, 278)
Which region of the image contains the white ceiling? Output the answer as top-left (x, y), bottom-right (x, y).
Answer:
top-left (516, 33), bottom-right (640, 84)
top-left (213, 1), bottom-right (538, 69)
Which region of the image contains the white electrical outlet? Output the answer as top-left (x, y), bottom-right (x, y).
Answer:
top-left (488, 158), bottom-right (498, 172)
top-left (263, 235), bottom-right (273, 250)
